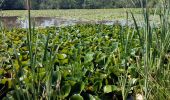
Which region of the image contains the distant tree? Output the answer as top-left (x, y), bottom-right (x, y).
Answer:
top-left (0, 0), bottom-right (24, 10)
top-left (85, 0), bottom-right (96, 9)
top-left (0, 0), bottom-right (159, 10)
top-left (59, 0), bottom-right (77, 9)
top-left (31, 0), bottom-right (40, 9)
top-left (75, 0), bottom-right (84, 8)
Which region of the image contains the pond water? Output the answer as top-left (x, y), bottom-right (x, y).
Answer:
top-left (0, 16), bottom-right (132, 29)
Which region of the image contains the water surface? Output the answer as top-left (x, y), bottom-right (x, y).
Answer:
top-left (0, 16), bottom-right (132, 29)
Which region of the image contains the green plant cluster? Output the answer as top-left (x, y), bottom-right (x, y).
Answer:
top-left (0, 24), bottom-right (169, 99)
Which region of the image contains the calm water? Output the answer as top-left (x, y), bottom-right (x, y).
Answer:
top-left (0, 16), bottom-right (132, 29)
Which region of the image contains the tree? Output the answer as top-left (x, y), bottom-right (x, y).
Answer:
top-left (0, 0), bottom-right (24, 10)
top-left (0, 0), bottom-right (159, 10)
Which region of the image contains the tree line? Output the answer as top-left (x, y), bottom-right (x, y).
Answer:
top-left (0, 0), bottom-right (159, 10)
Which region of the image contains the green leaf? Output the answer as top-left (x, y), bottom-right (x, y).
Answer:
top-left (60, 84), bottom-right (71, 98)
top-left (0, 68), bottom-right (6, 75)
top-left (111, 42), bottom-right (118, 51)
top-left (60, 59), bottom-right (69, 64)
top-left (61, 47), bottom-right (69, 54)
top-left (0, 78), bottom-right (12, 88)
top-left (103, 85), bottom-right (118, 93)
top-left (93, 81), bottom-right (102, 92)
top-left (72, 82), bottom-right (85, 94)
top-left (57, 54), bottom-right (67, 60)
top-left (84, 52), bottom-right (94, 63)
top-left (95, 52), bottom-right (107, 63)
top-left (70, 94), bottom-right (84, 100)
top-left (89, 94), bottom-right (96, 100)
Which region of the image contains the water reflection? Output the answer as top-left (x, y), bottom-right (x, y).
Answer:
top-left (0, 16), bottom-right (132, 29)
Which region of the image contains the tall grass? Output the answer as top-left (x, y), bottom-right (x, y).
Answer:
top-left (8, 0), bottom-right (57, 99)
top-left (130, 0), bottom-right (170, 99)
top-left (25, 0), bottom-right (58, 99)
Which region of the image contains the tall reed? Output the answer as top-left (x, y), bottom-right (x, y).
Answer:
top-left (131, 0), bottom-right (170, 99)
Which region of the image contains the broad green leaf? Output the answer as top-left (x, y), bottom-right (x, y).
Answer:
top-left (72, 82), bottom-right (85, 94)
top-left (61, 47), bottom-right (69, 54)
top-left (1, 78), bottom-right (12, 88)
top-left (57, 54), bottom-right (67, 60)
top-left (60, 84), bottom-right (71, 98)
top-left (60, 59), bottom-right (69, 64)
top-left (70, 94), bottom-right (84, 100)
top-left (89, 94), bottom-right (96, 100)
top-left (103, 85), bottom-right (118, 93)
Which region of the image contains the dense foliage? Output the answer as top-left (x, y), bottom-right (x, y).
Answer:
top-left (0, 0), bottom-right (160, 9)
top-left (0, 24), bottom-right (170, 99)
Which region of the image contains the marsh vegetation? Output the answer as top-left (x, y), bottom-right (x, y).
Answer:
top-left (0, 0), bottom-right (170, 100)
